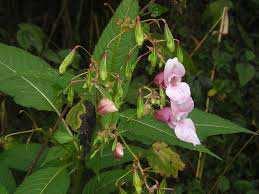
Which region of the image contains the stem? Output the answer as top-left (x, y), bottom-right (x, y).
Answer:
top-left (195, 13), bottom-right (225, 180)
top-left (209, 129), bottom-right (259, 193)
top-left (26, 105), bottom-right (74, 176)
top-left (4, 129), bottom-right (42, 139)
top-left (189, 16), bottom-right (222, 57)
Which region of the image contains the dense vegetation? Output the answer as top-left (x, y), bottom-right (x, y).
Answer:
top-left (0, 0), bottom-right (258, 193)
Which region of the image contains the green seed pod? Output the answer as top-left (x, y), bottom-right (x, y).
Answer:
top-left (125, 61), bottom-right (137, 79)
top-left (135, 16), bottom-right (144, 46)
top-left (59, 48), bottom-right (76, 74)
top-left (148, 49), bottom-right (157, 67)
top-left (67, 86), bottom-right (74, 106)
top-left (83, 71), bottom-right (92, 90)
top-left (114, 80), bottom-right (124, 106)
top-left (100, 52), bottom-right (108, 81)
top-left (133, 171), bottom-right (142, 194)
top-left (164, 23), bottom-right (175, 52)
top-left (159, 87), bottom-right (166, 107)
top-left (137, 92), bottom-right (144, 118)
top-left (177, 45), bottom-right (184, 63)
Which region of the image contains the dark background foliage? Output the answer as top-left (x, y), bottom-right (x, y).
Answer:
top-left (0, 0), bottom-right (258, 193)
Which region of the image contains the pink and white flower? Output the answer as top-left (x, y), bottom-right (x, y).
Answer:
top-left (154, 57), bottom-right (201, 146)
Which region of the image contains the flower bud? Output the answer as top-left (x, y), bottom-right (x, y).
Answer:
top-left (177, 46), bottom-right (183, 63)
top-left (67, 86), bottom-right (74, 106)
top-left (137, 92), bottom-right (144, 118)
top-left (164, 23), bottom-right (175, 52)
top-left (153, 72), bottom-right (165, 88)
top-left (133, 171), bottom-right (142, 194)
top-left (114, 80), bottom-right (124, 106)
top-left (113, 142), bottom-right (124, 160)
top-left (154, 107), bottom-right (172, 123)
top-left (135, 16), bottom-right (144, 46)
top-left (148, 49), bottom-right (157, 67)
top-left (159, 87), bottom-right (166, 107)
top-left (97, 98), bottom-right (118, 115)
top-left (99, 52), bottom-right (108, 81)
top-left (59, 48), bottom-right (76, 74)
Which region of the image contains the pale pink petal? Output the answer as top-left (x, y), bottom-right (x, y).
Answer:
top-left (97, 98), bottom-right (118, 115)
top-left (153, 71), bottom-right (165, 88)
top-left (154, 107), bottom-right (172, 123)
top-left (171, 96), bottom-right (194, 120)
top-left (164, 58), bottom-right (185, 86)
top-left (174, 118), bottom-right (201, 146)
top-left (165, 82), bottom-right (191, 103)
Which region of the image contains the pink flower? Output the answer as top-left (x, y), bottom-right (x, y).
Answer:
top-left (171, 96), bottom-right (194, 121)
top-left (166, 82), bottom-right (191, 103)
top-left (164, 58), bottom-right (185, 87)
top-left (154, 107), bottom-right (172, 123)
top-left (153, 57), bottom-right (201, 146)
top-left (153, 72), bottom-right (165, 88)
top-left (114, 142), bottom-right (124, 160)
top-left (97, 98), bottom-right (118, 115)
top-left (174, 118), bottom-right (201, 146)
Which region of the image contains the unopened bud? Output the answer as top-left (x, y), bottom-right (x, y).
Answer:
top-left (113, 142), bottom-right (124, 160)
top-left (97, 98), bottom-right (118, 115)
top-left (148, 49), bottom-right (157, 67)
top-left (114, 80), bottom-right (124, 106)
top-left (67, 86), bottom-right (74, 106)
top-left (153, 72), bottom-right (165, 88)
top-left (99, 52), bottom-right (108, 81)
top-left (137, 92), bottom-right (144, 118)
top-left (177, 46), bottom-right (183, 63)
top-left (164, 23), bottom-right (175, 52)
top-left (159, 87), bottom-right (166, 107)
top-left (135, 16), bottom-right (144, 46)
top-left (133, 171), bottom-right (142, 194)
top-left (59, 48), bottom-right (76, 74)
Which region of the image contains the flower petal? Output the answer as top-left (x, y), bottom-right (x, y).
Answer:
top-left (164, 58), bottom-right (185, 86)
top-left (174, 118), bottom-right (201, 146)
top-left (166, 82), bottom-right (191, 103)
top-left (171, 96), bottom-right (194, 120)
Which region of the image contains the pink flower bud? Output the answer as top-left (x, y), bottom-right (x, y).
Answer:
top-left (154, 107), bottom-right (172, 123)
top-left (114, 142), bottom-right (124, 160)
top-left (153, 71), bottom-right (165, 88)
top-left (97, 98), bottom-right (118, 115)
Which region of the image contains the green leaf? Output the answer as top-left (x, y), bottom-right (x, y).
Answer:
top-left (119, 109), bottom-right (252, 158)
top-left (148, 3), bottom-right (169, 17)
top-left (119, 109), bottom-right (219, 158)
top-left (0, 162), bottom-right (16, 194)
top-left (202, 0), bottom-right (233, 24)
top-left (53, 125), bottom-right (74, 144)
top-left (93, 0), bottom-right (139, 74)
top-left (14, 166), bottom-right (70, 194)
top-left (17, 23), bottom-right (45, 53)
top-left (0, 185), bottom-right (9, 194)
top-left (218, 176), bottom-right (230, 192)
top-left (190, 109), bottom-right (253, 140)
top-left (42, 49), bottom-right (61, 64)
top-left (41, 145), bottom-right (74, 167)
top-left (82, 170), bottom-right (127, 194)
top-left (0, 143), bottom-right (47, 171)
top-left (235, 63), bottom-right (255, 86)
top-left (0, 43), bottom-right (71, 111)
top-left (147, 142), bottom-right (185, 178)
top-left (65, 102), bottom-right (86, 132)
top-left (86, 143), bottom-right (143, 173)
